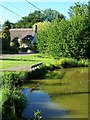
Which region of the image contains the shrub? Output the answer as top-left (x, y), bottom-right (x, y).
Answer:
top-left (28, 65), bottom-right (48, 79)
top-left (1, 72), bottom-right (27, 120)
top-left (59, 58), bottom-right (78, 68)
top-left (59, 58), bottom-right (89, 68)
top-left (37, 14), bottom-right (90, 59)
top-left (33, 21), bottom-right (51, 32)
top-left (77, 59), bottom-right (89, 67)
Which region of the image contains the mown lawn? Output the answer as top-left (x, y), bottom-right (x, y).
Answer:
top-left (0, 53), bottom-right (89, 70)
top-left (0, 54), bottom-right (58, 70)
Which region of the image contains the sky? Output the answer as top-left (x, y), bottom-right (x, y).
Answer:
top-left (0, 0), bottom-right (88, 25)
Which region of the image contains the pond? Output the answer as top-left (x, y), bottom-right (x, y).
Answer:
top-left (22, 67), bottom-right (89, 119)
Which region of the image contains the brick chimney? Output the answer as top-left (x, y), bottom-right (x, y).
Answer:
top-left (34, 25), bottom-right (37, 33)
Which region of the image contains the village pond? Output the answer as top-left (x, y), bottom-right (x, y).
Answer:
top-left (22, 67), bottom-right (89, 119)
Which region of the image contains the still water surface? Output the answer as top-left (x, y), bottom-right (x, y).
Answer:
top-left (22, 67), bottom-right (89, 119)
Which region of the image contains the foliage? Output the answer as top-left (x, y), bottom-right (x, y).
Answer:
top-left (2, 26), bottom-right (10, 50)
top-left (1, 72), bottom-right (27, 120)
top-left (33, 21), bottom-right (51, 32)
top-left (47, 58), bottom-right (89, 69)
top-left (26, 65), bottom-right (47, 79)
top-left (13, 10), bottom-right (44, 28)
top-left (59, 58), bottom-right (89, 68)
top-left (1, 20), bottom-right (18, 53)
top-left (45, 70), bottom-right (66, 79)
top-left (88, 1), bottom-right (90, 16)
top-left (2, 20), bottom-right (11, 30)
top-left (77, 59), bottom-right (89, 67)
top-left (37, 2), bottom-right (90, 59)
top-left (13, 9), bottom-right (64, 28)
top-left (68, 2), bottom-right (88, 17)
top-left (11, 40), bottom-right (20, 49)
top-left (34, 109), bottom-right (42, 120)
top-left (59, 58), bottom-right (78, 68)
top-left (43, 8), bottom-right (65, 22)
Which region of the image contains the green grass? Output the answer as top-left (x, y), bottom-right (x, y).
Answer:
top-left (0, 54), bottom-right (90, 70)
top-left (0, 54), bottom-right (57, 70)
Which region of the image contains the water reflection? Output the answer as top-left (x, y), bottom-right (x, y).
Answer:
top-left (22, 88), bottom-right (67, 119)
top-left (22, 67), bottom-right (88, 118)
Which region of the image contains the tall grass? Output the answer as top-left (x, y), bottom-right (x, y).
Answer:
top-left (59, 58), bottom-right (89, 68)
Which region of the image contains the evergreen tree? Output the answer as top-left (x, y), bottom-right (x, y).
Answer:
top-left (2, 21), bottom-right (11, 50)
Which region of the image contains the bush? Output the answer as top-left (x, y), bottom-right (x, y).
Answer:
top-left (1, 72), bottom-right (27, 120)
top-left (77, 59), bottom-right (89, 67)
top-left (33, 21), bottom-right (51, 32)
top-left (28, 65), bottom-right (48, 79)
top-left (37, 14), bottom-right (90, 59)
top-left (59, 58), bottom-right (78, 68)
top-left (59, 58), bottom-right (89, 68)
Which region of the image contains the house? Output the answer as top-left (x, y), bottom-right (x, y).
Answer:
top-left (9, 25), bottom-right (37, 48)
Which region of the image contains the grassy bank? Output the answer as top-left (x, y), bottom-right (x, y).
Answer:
top-left (1, 72), bottom-right (27, 120)
top-left (0, 54), bottom-right (90, 70)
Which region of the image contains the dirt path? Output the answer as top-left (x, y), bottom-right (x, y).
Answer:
top-left (1, 66), bottom-right (31, 72)
top-left (0, 53), bottom-right (37, 58)
top-left (1, 62), bottom-right (42, 72)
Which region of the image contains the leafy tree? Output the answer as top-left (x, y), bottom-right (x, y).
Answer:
top-left (43, 8), bottom-right (65, 22)
top-left (37, 2), bottom-right (90, 59)
top-left (68, 2), bottom-right (88, 17)
top-left (13, 10), bottom-right (44, 28)
top-left (88, 1), bottom-right (90, 16)
top-left (13, 9), bottom-right (65, 28)
top-left (33, 21), bottom-right (51, 32)
top-left (2, 20), bottom-right (11, 29)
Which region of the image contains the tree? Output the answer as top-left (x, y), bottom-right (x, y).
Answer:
top-left (37, 8), bottom-right (90, 59)
top-left (68, 2), bottom-right (88, 17)
top-left (43, 8), bottom-right (65, 22)
top-left (33, 21), bottom-right (51, 32)
top-left (88, 1), bottom-right (90, 16)
top-left (2, 21), bottom-right (11, 50)
top-left (2, 20), bottom-right (11, 30)
top-left (13, 9), bottom-right (65, 28)
top-left (14, 10), bottom-right (44, 28)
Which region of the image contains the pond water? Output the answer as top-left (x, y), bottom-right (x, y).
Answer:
top-left (22, 67), bottom-right (89, 119)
